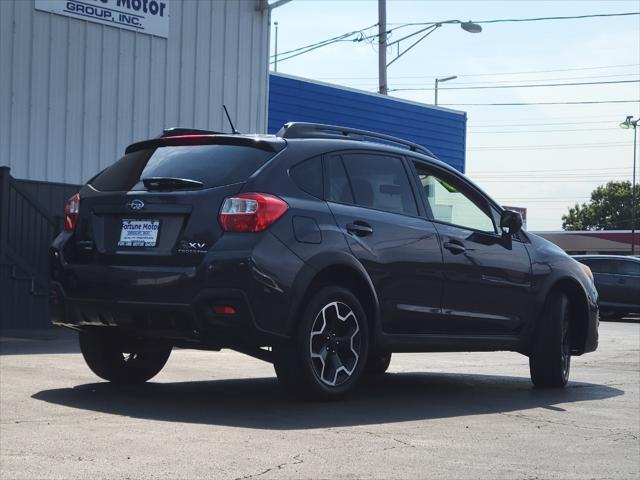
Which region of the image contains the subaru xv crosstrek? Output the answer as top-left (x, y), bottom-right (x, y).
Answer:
top-left (50, 123), bottom-right (599, 399)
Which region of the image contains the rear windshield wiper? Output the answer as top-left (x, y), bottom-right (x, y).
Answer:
top-left (142, 177), bottom-right (204, 191)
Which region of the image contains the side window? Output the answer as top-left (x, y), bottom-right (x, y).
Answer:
top-left (617, 260), bottom-right (640, 276)
top-left (583, 259), bottom-right (617, 274)
top-left (341, 153), bottom-right (418, 216)
top-left (290, 156), bottom-right (323, 198)
top-left (414, 165), bottom-right (496, 233)
top-left (324, 155), bottom-right (354, 204)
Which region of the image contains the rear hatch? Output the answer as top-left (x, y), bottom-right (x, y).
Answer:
top-left (67, 135), bottom-right (284, 267)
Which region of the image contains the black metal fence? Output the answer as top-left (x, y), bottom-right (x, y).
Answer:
top-left (0, 167), bottom-right (80, 331)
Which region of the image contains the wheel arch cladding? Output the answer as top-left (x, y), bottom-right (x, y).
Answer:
top-left (545, 278), bottom-right (590, 354)
top-left (292, 264), bottom-right (380, 342)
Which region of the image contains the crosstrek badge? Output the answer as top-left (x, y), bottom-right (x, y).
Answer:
top-left (177, 240), bottom-right (208, 254)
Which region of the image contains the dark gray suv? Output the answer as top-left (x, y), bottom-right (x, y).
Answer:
top-left (573, 255), bottom-right (640, 319)
top-left (50, 123), bottom-right (599, 399)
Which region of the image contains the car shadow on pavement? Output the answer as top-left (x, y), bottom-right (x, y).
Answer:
top-left (32, 372), bottom-right (623, 430)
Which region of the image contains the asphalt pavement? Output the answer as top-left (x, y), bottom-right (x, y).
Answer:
top-left (0, 321), bottom-right (638, 479)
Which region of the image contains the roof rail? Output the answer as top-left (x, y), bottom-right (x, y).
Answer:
top-left (159, 127), bottom-right (223, 138)
top-left (276, 122), bottom-right (435, 157)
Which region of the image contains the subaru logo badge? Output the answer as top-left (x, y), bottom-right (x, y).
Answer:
top-left (127, 199), bottom-right (145, 211)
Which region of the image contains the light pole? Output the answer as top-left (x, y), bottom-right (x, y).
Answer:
top-left (435, 75), bottom-right (457, 105)
top-left (620, 115), bottom-right (638, 255)
top-left (274, 21), bottom-right (279, 72)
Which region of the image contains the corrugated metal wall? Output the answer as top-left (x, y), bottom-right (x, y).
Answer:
top-left (0, 0), bottom-right (270, 185)
top-left (268, 73), bottom-right (467, 172)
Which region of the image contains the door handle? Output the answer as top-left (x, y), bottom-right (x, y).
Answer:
top-left (346, 221), bottom-right (373, 237)
top-left (443, 241), bottom-right (466, 254)
top-left (617, 278), bottom-right (626, 284)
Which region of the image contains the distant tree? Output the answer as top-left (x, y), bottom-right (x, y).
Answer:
top-left (562, 181), bottom-right (639, 231)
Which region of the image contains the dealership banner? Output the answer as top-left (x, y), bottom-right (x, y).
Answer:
top-left (35, 0), bottom-right (169, 38)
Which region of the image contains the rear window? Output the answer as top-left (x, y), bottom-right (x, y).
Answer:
top-left (290, 156), bottom-right (323, 198)
top-left (89, 145), bottom-right (275, 192)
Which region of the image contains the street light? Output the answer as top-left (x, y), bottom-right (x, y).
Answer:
top-left (435, 75), bottom-right (457, 106)
top-left (378, 6), bottom-right (482, 94)
top-left (619, 115), bottom-right (638, 255)
top-left (460, 21), bottom-right (483, 34)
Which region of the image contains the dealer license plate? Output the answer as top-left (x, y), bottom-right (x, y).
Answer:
top-left (118, 219), bottom-right (160, 247)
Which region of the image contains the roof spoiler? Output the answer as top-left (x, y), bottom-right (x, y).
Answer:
top-left (158, 127), bottom-right (223, 138)
top-left (125, 133), bottom-right (284, 154)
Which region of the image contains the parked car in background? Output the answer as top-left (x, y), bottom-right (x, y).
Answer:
top-left (573, 255), bottom-right (640, 320)
top-left (50, 123), bottom-right (599, 400)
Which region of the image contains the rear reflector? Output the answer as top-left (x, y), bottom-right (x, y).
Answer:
top-left (212, 305), bottom-right (237, 315)
top-left (219, 193), bottom-right (288, 232)
top-left (64, 193), bottom-right (81, 231)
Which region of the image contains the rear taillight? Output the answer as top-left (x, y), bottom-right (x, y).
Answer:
top-left (219, 193), bottom-right (288, 232)
top-left (64, 193), bottom-right (80, 231)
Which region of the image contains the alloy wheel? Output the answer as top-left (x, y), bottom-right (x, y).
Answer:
top-left (309, 301), bottom-right (361, 387)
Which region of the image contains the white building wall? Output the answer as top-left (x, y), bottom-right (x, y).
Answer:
top-left (0, 0), bottom-right (270, 184)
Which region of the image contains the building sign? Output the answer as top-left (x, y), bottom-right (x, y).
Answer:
top-left (35, 0), bottom-right (169, 38)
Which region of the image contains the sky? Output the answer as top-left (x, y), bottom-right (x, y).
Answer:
top-left (271, 0), bottom-right (640, 231)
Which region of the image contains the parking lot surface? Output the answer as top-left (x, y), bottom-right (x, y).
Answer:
top-left (1, 321), bottom-right (638, 480)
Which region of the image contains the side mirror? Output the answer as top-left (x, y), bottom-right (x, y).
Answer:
top-left (500, 210), bottom-right (523, 235)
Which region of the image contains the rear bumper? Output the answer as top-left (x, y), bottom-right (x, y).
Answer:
top-left (50, 230), bottom-right (308, 345)
top-left (50, 282), bottom-right (263, 345)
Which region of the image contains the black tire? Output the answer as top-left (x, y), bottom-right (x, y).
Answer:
top-left (529, 291), bottom-right (571, 388)
top-left (274, 286), bottom-right (369, 400)
top-left (79, 332), bottom-right (172, 384)
top-left (365, 351), bottom-right (391, 375)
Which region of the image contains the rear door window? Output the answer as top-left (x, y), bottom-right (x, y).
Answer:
top-left (90, 145), bottom-right (276, 192)
top-left (340, 153), bottom-right (418, 216)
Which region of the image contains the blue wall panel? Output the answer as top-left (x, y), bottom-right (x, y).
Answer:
top-left (268, 73), bottom-right (467, 172)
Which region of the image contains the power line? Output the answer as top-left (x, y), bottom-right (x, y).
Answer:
top-left (345, 74), bottom-right (640, 89)
top-left (428, 73), bottom-right (639, 85)
top-left (315, 64), bottom-right (640, 81)
top-left (472, 115), bottom-right (626, 123)
top-left (469, 141), bottom-right (633, 150)
top-left (468, 120), bottom-right (624, 127)
top-left (394, 12), bottom-right (640, 27)
top-left (391, 79), bottom-right (640, 92)
top-left (441, 99), bottom-right (639, 106)
top-left (471, 172), bottom-right (632, 177)
top-left (475, 179), bottom-right (631, 182)
top-left (319, 72), bottom-right (640, 84)
top-left (271, 23), bottom-right (376, 58)
top-left (469, 127), bottom-right (621, 134)
top-left (468, 167), bottom-right (632, 173)
top-left (271, 12), bottom-right (640, 64)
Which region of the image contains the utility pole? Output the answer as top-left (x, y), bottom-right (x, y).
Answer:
top-left (620, 116), bottom-right (638, 255)
top-left (632, 122), bottom-right (637, 255)
top-left (274, 21), bottom-right (279, 72)
top-left (378, 0), bottom-right (388, 95)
